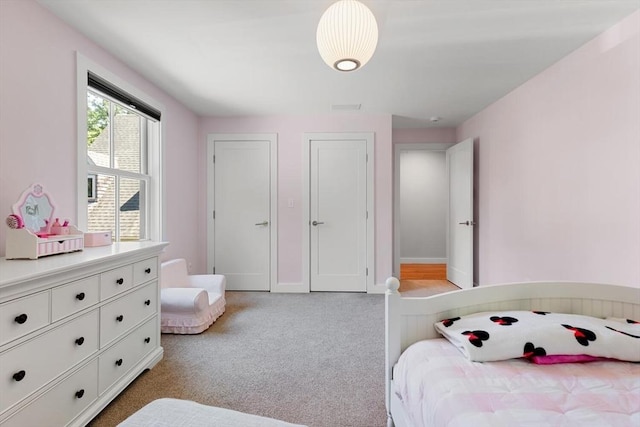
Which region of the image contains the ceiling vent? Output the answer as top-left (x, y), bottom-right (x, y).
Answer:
top-left (331, 103), bottom-right (362, 111)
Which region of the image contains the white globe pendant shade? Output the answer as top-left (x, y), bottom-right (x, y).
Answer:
top-left (316, 0), bottom-right (379, 72)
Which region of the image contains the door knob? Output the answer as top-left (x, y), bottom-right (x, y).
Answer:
top-left (458, 221), bottom-right (476, 226)
top-left (311, 221), bottom-right (325, 226)
top-left (254, 221), bottom-right (269, 226)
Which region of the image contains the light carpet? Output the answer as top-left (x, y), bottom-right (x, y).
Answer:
top-left (88, 291), bottom-right (389, 427)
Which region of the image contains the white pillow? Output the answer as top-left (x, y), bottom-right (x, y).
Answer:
top-left (434, 311), bottom-right (640, 362)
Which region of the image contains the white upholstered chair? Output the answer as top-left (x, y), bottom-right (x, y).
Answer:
top-left (160, 258), bottom-right (226, 334)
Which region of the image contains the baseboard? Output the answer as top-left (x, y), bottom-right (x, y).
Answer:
top-left (367, 282), bottom-right (387, 294)
top-left (271, 282), bottom-right (308, 293)
top-left (272, 282), bottom-right (388, 294)
top-left (400, 257), bottom-right (447, 264)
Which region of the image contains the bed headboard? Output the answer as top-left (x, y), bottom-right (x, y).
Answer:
top-left (384, 277), bottom-right (640, 417)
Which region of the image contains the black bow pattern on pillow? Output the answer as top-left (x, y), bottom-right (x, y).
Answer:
top-left (562, 324), bottom-right (597, 346)
top-left (462, 330), bottom-right (490, 347)
top-left (523, 342), bottom-right (547, 358)
top-left (490, 316), bottom-right (519, 326)
top-left (441, 317), bottom-right (461, 327)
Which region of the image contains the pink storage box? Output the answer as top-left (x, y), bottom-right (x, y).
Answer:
top-left (84, 231), bottom-right (112, 247)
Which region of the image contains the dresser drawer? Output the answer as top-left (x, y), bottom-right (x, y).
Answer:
top-left (99, 282), bottom-right (157, 348)
top-left (98, 316), bottom-right (156, 395)
top-left (100, 264), bottom-right (134, 301)
top-left (0, 310), bottom-right (99, 412)
top-left (2, 358), bottom-right (98, 427)
top-left (133, 257), bottom-right (158, 286)
top-left (37, 236), bottom-right (84, 258)
top-left (0, 291), bottom-right (50, 346)
top-left (51, 275), bottom-right (100, 322)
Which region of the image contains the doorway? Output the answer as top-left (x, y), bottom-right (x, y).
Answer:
top-left (393, 139), bottom-right (474, 291)
top-left (206, 133), bottom-right (277, 291)
top-left (394, 143), bottom-right (451, 279)
top-left (302, 132), bottom-right (375, 292)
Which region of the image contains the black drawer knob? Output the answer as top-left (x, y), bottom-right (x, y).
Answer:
top-left (116, 315), bottom-right (124, 322)
top-left (144, 299), bottom-right (151, 306)
top-left (115, 358), bottom-right (123, 367)
top-left (144, 337), bottom-right (151, 344)
top-left (145, 268), bottom-right (151, 274)
top-left (75, 337), bottom-right (85, 346)
top-left (13, 370), bottom-right (26, 382)
top-left (76, 292), bottom-right (85, 301)
top-left (116, 278), bottom-right (124, 285)
top-left (75, 389), bottom-right (85, 399)
top-left (14, 313), bottom-right (28, 324)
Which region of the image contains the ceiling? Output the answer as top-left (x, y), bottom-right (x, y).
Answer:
top-left (38, 0), bottom-right (639, 128)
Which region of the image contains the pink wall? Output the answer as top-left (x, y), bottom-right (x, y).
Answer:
top-left (0, 0), bottom-right (201, 267)
top-left (3, 0), bottom-right (636, 289)
top-left (198, 115), bottom-right (393, 285)
top-left (457, 11), bottom-right (640, 287)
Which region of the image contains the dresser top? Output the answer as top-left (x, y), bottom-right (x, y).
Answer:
top-left (0, 241), bottom-right (168, 289)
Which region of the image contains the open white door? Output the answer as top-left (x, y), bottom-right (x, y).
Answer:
top-left (447, 138), bottom-right (474, 289)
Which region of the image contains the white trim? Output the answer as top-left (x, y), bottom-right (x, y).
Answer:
top-left (76, 52), bottom-right (165, 241)
top-left (393, 142), bottom-right (454, 277)
top-left (206, 133), bottom-right (278, 291)
top-left (399, 257), bottom-right (447, 264)
top-left (271, 283), bottom-right (307, 293)
top-left (367, 283), bottom-right (387, 294)
top-left (365, 134), bottom-right (376, 294)
top-left (302, 132), bottom-right (375, 293)
top-left (206, 140), bottom-right (214, 273)
top-left (302, 137), bottom-right (310, 292)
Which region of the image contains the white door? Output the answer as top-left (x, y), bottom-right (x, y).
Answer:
top-left (309, 139), bottom-right (368, 292)
top-left (447, 138), bottom-right (474, 289)
top-left (210, 139), bottom-right (271, 291)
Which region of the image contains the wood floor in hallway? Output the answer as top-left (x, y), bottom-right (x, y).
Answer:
top-left (399, 279), bottom-right (460, 297)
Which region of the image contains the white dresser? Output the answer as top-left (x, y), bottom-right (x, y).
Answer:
top-left (0, 241), bottom-right (168, 427)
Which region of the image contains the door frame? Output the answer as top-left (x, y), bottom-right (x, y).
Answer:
top-left (206, 133), bottom-right (278, 291)
top-left (302, 132), bottom-right (375, 293)
top-left (393, 143), bottom-right (453, 277)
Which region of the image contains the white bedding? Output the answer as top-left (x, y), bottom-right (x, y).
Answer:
top-left (118, 398), bottom-right (307, 427)
top-left (393, 338), bottom-right (640, 427)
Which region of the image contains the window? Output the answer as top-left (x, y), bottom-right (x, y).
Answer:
top-left (77, 55), bottom-right (163, 242)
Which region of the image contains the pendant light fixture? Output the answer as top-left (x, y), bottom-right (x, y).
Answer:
top-left (316, 0), bottom-right (379, 72)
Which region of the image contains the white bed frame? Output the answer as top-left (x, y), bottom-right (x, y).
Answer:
top-left (384, 277), bottom-right (640, 427)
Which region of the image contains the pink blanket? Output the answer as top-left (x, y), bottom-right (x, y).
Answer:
top-left (393, 338), bottom-right (640, 427)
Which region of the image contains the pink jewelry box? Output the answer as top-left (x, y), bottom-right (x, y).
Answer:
top-left (84, 231), bottom-right (112, 247)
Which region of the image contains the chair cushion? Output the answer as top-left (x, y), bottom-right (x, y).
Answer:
top-left (189, 274), bottom-right (226, 294)
top-left (161, 288), bottom-right (209, 313)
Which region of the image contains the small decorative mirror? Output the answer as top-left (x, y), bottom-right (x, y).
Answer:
top-left (12, 183), bottom-right (56, 233)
